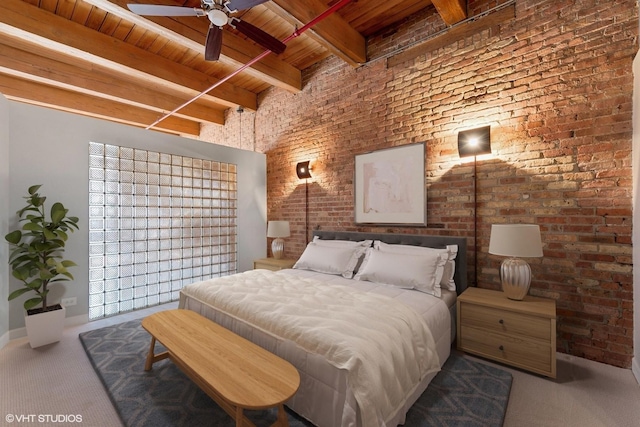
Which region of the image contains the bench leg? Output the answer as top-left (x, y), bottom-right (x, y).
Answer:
top-left (144, 336), bottom-right (170, 370)
top-left (144, 337), bottom-right (157, 371)
top-left (274, 404), bottom-right (289, 427)
top-left (236, 406), bottom-right (243, 427)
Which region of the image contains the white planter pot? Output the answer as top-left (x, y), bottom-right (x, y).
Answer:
top-left (24, 305), bottom-right (66, 348)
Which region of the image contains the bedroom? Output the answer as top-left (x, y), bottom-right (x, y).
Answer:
top-left (1, 0), bottom-right (640, 425)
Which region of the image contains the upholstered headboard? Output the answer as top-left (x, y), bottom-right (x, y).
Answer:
top-left (312, 230), bottom-right (468, 295)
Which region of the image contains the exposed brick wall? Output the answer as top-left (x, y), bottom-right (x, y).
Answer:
top-left (207, 0), bottom-right (639, 368)
top-left (200, 108), bottom-right (256, 151)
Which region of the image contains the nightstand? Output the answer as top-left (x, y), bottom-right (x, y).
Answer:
top-left (457, 287), bottom-right (557, 378)
top-left (253, 258), bottom-right (296, 271)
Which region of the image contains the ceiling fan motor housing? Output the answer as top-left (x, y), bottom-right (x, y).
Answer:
top-left (207, 8), bottom-right (228, 27)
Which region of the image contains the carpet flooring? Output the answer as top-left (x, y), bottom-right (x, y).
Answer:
top-left (79, 318), bottom-right (512, 427)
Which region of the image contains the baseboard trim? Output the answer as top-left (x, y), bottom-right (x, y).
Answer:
top-left (632, 356), bottom-right (640, 384)
top-left (0, 331), bottom-right (9, 350)
top-left (65, 313), bottom-right (89, 327)
top-left (7, 313), bottom-right (88, 341)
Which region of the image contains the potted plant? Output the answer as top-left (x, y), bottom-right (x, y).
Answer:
top-left (5, 185), bottom-right (79, 348)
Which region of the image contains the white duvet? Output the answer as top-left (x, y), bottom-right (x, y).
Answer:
top-left (181, 269), bottom-right (441, 427)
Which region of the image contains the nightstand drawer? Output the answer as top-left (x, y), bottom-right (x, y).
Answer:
top-left (253, 258), bottom-right (296, 271)
top-left (460, 303), bottom-right (551, 341)
top-left (460, 325), bottom-right (553, 374)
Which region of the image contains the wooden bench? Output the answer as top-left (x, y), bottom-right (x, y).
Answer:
top-left (142, 309), bottom-right (300, 427)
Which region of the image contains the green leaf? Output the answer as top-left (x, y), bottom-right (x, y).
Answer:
top-left (5, 230), bottom-right (22, 244)
top-left (55, 262), bottom-right (68, 274)
top-left (61, 260), bottom-right (77, 267)
top-left (55, 230), bottom-right (69, 241)
top-left (34, 241), bottom-right (55, 252)
top-left (12, 268), bottom-right (30, 281)
top-left (51, 202), bottom-right (67, 224)
top-left (27, 185), bottom-right (42, 195)
top-left (8, 253), bottom-right (34, 266)
top-left (22, 222), bottom-right (43, 232)
top-left (32, 196), bottom-right (45, 207)
top-left (18, 206), bottom-right (39, 217)
top-left (43, 229), bottom-right (56, 240)
top-left (39, 269), bottom-right (54, 281)
top-left (26, 279), bottom-right (43, 289)
top-left (24, 297), bottom-right (43, 311)
top-left (8, 288), bottom-right (32, 301)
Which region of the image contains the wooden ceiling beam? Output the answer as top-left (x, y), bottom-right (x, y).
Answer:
top-left (0, 40), bottom-right (225, 125)
top-left (432, 0), bottom-right (467, 25)
top-left (268, 0), bottom-right (366, 67)
top-left (0, 74), bottom-right (200, 135)
top-left (1, 0), bottom-right (257, 111)
top-left (92, 0), bottom-right (302, 93)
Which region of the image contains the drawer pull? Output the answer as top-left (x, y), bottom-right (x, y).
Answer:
top-left (499, 345), bottom-right (504, 351)
top-left (499, 319), bottom-right (504, 324)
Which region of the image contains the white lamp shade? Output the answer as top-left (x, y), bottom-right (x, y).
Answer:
top-left (267, 221), bottom-right (290, 238)
top-left (488, 224), bottom-right (543, 258)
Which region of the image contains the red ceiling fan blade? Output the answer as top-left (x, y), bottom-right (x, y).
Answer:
top-left (231, 19), bottom-right (286, 55)
top-left (205, 26), bottom-right (223, 61)
top-left (225, 0), bottom-right (269, 13)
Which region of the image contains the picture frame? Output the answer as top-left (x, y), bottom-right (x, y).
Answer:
top-left (354, 142), bottom-right (426, 225)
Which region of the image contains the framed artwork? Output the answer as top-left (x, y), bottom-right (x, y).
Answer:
top-left (354, 142), bottom-right (426, 225)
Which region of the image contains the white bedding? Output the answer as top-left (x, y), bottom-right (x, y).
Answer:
top-left (179, 268), bottom-right (453, 427)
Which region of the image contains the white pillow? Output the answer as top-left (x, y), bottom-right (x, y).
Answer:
top-left (293, 243), bottom-right (367, 279)
top-left (312, 236), bottom-right (373, 248)
top-left (374, 241), bottom-right (458, 291)
top-left (354, 248), bottom-right (447, 297)
top-left (311, 238), bottom-right (372, 274)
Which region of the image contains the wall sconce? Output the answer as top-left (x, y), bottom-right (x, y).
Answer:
top-left (458, 126), bottom-right (492, 157)
top-left (296, 160), bottom-right (312, 244)
top-left (296, 161), bottom-right (312, 179)
top-left (457, 126), bottom-right (491, 287)
top-left (267, 220), bottom-right (290, 259)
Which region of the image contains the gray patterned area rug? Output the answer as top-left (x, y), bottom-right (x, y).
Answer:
top-left (79, 319), bottom-right (512, 427)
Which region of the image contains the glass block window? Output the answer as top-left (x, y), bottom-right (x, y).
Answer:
top-left (88, 142), bottom-right (237, 320)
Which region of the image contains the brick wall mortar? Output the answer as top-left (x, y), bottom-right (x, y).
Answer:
top-left (207, 0), bottom-right (639, 368)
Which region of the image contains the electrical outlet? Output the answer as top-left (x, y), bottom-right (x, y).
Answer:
top-left (61, 297), bottom-right (77, 307)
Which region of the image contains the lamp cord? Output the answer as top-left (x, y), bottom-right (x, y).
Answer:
top-left (305, 179), bottom-right (309, 244)
top-left (474, 156), bottom-right (478, 287)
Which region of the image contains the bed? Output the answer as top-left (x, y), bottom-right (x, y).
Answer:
top-left (179, 230), bottom-right (468, 427)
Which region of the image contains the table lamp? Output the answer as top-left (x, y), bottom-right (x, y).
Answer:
top-left (267, 221), bottom-right (290, 259)
top-left (488, 224), bottom-right (543, 300)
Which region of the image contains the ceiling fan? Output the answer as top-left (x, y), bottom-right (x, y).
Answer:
top-left (127, 0), bottom-right (287, 61)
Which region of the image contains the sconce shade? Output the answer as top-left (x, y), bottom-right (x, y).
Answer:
top-left (489, 224), bottom-right (543, 300)
top-left (296, 161), bottom-right (312, 179)
top-left (458, 126), bottom-right (492, 158)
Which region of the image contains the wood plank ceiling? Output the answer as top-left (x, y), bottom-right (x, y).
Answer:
top-left (0, 0), bottom-right (467, 135)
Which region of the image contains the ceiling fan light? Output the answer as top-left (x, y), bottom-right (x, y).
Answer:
top-left (207, 9), bottom-right (228, 27)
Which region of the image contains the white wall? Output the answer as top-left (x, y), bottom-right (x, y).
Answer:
top-left (4, 100), bottom-right (266, 333)
top-left (0, 95), bottom-right (10, 345)
top-left (633, 53), bottom-right (640, 383)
